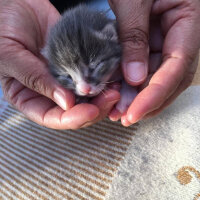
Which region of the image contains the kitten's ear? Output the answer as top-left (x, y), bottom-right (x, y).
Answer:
top-left (95, 22), bottom-right (118, 42)
top-left (102, 22), bottom-right (118, 41)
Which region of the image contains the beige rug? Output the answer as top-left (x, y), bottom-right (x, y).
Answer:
top-left (0, 103), bottom-right (138, 200)
top-left (107, 85), bottom-right (200, 200)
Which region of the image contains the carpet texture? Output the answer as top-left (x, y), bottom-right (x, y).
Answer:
top-left (0, 103), bottom-right (138, 200)
top-left (106, 86), bottom-right (200, 200)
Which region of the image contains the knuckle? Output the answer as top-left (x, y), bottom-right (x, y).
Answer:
top-left (23, 71), bottom-right (47, 95)
top-left (1, 77), bottom-right (18, 105)
top-left (121, 28), bottom-right (148, 50)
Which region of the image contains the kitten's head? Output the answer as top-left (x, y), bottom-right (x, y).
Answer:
top-left (42, 6), bottom-right (121, 97)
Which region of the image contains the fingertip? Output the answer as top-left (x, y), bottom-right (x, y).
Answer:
top-left (61, 103), bottom-right (100, 129)
top-left (121, 116), bottom-right (132, 127)
top-left (53, 88), bottom-right (75, 110)
top-left (109, 108), bottom-right (122, 121)
top-left (127, 113), bottom-right (134, 123)
top-left (127, 112), bottom-right (141, 124)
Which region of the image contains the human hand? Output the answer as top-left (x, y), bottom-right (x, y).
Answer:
top-left (108, 0), bottom-right (200, 126)
top-left (0, 0), bottom-right (119, 129)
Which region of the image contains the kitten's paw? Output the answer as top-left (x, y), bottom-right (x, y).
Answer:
top-left (115, 82), bottom-right (138, 114)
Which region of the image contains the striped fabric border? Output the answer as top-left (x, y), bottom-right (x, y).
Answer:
top-left (0, 105), bottom-right (138, 200)
top-left (0, 98), bottom-right (8, 116)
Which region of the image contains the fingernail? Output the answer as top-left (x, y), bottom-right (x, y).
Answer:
top-left (121, 117), bottom-right (131, 127)
top-left (125, 62), bottom-right (147, 82)
top-left (53, 90), bottom-right (67, 110)
top-left (127, 113), bottom-right (142, 124)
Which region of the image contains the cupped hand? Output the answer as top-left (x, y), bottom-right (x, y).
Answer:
top-left (0, 0), bottom-right (119, 129)
top-left (108, 0), bottom-right (200, 126)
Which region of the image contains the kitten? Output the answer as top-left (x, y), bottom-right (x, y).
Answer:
top-left (42, 4), bottom-right (137, 113)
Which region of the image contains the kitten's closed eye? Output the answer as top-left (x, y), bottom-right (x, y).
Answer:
top-left (98, 65), bottom-right (107, 75)
top-left (56, 75), bottom-right (74, 89)
top-left (86, 77), bottom-right (100, 85)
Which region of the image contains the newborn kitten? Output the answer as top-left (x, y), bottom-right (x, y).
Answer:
top-left (42, 4), bottom-right (137, 113)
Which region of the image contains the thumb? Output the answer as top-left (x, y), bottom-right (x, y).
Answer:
top-left (109, 0), bottom-right (153, 85)
top-left (2, 47), bottom-right (75, 110)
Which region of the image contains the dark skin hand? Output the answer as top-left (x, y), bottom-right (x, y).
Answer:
top-left (108, 0), bottom-right (200, 126)
top-left (0, 0), bottom-right (120, 129)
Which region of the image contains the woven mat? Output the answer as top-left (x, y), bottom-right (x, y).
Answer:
top-left (0, 103), bottom-right (138, 200)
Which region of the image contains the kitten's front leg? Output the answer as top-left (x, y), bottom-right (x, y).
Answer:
top-left (109, 81), bottom-right (137, 121)
top-left (116, 81), bottom-right (138, 113)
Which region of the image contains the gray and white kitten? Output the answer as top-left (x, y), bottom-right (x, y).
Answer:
top-left (42, 4), bottom-right (137, 113)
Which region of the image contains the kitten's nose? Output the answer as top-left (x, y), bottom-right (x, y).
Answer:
top-left (78, 83), bottom-right (91, 95)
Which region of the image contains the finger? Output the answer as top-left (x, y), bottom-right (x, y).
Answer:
top-left (138, 52), bottom-right (162, 90)
top-left (1, 77), bottom-right (99, 129)
top-left (143, 73), bottom-right (195, 119)
top-left (138, 74), bottom-right (153, 91)
top-left (152, 0), bottom-right (200, 56)
top-left (46, 104), bottom-right (99, 130)
top-left (109, 108), bottom-right (122, 121)
top-left (0, 44), bottom-right (75, 110)
top-left (107, 83), bottom-right (122, 121)
top-left (121, 113), bottom-right (131, 127)
top-left (143, 55), bottom-right (199, 119)
top-left (82, 89), bottom-right (120, 127)
top-left (109, 0), bottom-right (154, 85)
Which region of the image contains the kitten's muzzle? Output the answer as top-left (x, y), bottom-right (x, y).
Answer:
top-left (77, 84), bottom-right (91, 95)
top-left (76, 82), bottom-right (103, 97)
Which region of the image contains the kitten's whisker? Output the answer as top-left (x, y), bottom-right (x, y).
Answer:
top-left (101, 90), bottom-right (106, 96)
